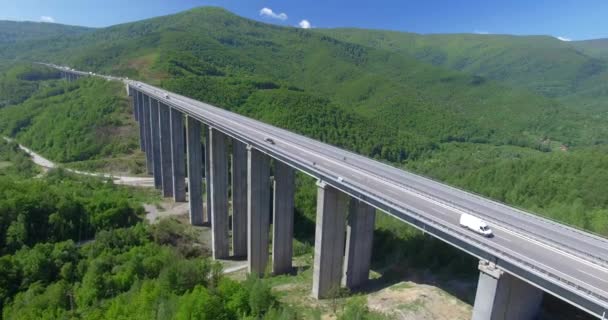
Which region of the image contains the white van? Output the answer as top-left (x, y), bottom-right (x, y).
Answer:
top-left (459, 213), bottom-right (493, 237)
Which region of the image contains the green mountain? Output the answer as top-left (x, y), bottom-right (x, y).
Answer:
top-left (573, 38), bottom-right (608, 60)
top-left (319, 29), bottom-right (608, 113)
top-left (0, 21), bottom-right (92, 45)
top-left (2, 7), bottom-right (605, 149)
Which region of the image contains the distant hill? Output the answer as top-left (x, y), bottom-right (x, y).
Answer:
top-left (319, 29), bottom-right (608, 113)
top-left (0, 20), bottom-right (93, 44)
top-left (573, 38), bottom-right (608, 60)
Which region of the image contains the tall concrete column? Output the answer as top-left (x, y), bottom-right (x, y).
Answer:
top-left (472, 261), bottom-right (543, 320)
top-left (247, 147), bottom-right (271, 275)
top-left (209, 128), bottom-right (230, 260)
top-left (170, 108), bottom-right (186, 202)
top-left (204, 129), bottom-right (211, 224)
top-left (272, 161), bottom-right (295, 275)
top-left (142, 94), bottom-right (153, 174)
top-left (186, 117), bottom-right (203, 225)
top-left (135, 92), bottom-right (145, 152)
top-left (158, 103), bottom-right (174, 197)
top-left (342, 200), bottom-right (375, 290)
top-left (312, 181), bottom-right (348, 299)
top-left (150, 99), bottom-right (162, 189)
top-left (232, 140), bottom-right (248, 258)
top-left (131, 89), bottom-right (138, 121)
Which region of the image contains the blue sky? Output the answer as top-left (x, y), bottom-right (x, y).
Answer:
top-left (1, 0), bottom-right (607, 40)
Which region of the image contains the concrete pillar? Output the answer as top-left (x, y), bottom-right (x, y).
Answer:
top-left (204, 129), bottom-right (211, 224)
top-left (186, 117), bottom-right (204, 225)
top-left (272, 161), bottom-right (295, 275)
top-left (247, 147), bottom-right (271, 275)
top-left (232, 140), bottom-right (248, 258)
top-left (132, 89), bottom-right (138, 121)
top-left (150, 99), bottom-right (162, 189)
top-left (135, 92), bottom-right (145, 152)
top-left (472, 261), bottom-right (543, 320)
top-left (342, 200), bottom-right (375, 290)
top-left (209, 128), bottom-right (230, 260)
top-left (170, 108), bottom-right (186, 202)
top-left (158, 102), bottom-right (174, 197)
top-left (142, 94), bottom-right (153, 174)
top-left (312, 181), bottom-right (348, 299)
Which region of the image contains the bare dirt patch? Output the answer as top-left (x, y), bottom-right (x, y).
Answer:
top-left (144, 201), bottom-right (190, 224)
top-left (367, 281), bottom-right (471, 320)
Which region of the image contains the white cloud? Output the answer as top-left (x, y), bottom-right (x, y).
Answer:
top-left (259, 7), bottom-right (287, 21)
top-left (298, 19), bottom-right (311, 29)
top-left (474, 30), bottom-right (489, 34)
top-left (557, 36), bottom-right (572, 41)
top-left (40, 16), bottom-right (55, 23)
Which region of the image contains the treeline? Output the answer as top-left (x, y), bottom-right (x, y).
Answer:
top-left (0, 219), bottom-right (290, 319)
top-left (0, 170), bottom-right (143, 256)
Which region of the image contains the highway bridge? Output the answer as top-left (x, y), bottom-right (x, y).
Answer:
top-left (51, 64), bottom-right (608, 319)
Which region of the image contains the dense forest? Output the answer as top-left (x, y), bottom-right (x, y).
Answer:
top-left (1, 140), bottom-right (380, 319)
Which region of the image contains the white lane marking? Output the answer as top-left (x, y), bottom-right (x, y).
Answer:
top-left (578, 269), bottom-right (608, 284)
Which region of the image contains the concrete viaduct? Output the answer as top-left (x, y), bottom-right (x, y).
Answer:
top-left (55, 65), bottom-right (608, 319)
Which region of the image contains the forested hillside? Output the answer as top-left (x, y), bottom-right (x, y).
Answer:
top-left (3, 7), bottom-right (606, 148)
top-left (320, 29), bottom-right (608, 113)
top-left (0, 21), bottom-right (92, 45)
top-left (0, 64), bottom-right (144, 174)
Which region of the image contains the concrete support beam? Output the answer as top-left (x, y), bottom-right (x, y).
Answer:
top-left (232, 140), bottom-right (248, 258)
top-left (132, 89), bottom-right (138, 120)
top-left (170, 108), bottom-right (186, 202)
top-left (150, 99), bottom-right (162, 189)
top-left (204, 129), bottom-right (211, 224)
top-left (272, 161), bottom-right (295, 275)
top-left (209, 128), bottom-right (230, 260)
top-left (247, 147), bottom-right (271, 275)
top-left (312, 181), bottom-right (348, 299)
top-left (342, 200), bottom-right (375, 290)
top-left (135, 92), bottom-right (145, 152)
top-left (158, 102), bottom-right (174, 197)
top-left (186, 117), bottom-right (204, 225)
top-left (472, 261), bottom-right (543, 320)
top-left (142, 94), bottom-right (153, 174)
